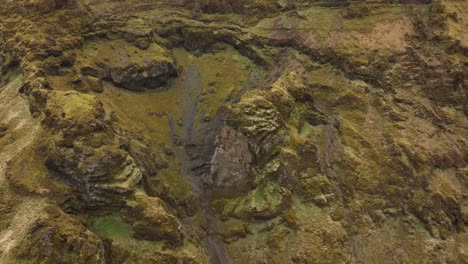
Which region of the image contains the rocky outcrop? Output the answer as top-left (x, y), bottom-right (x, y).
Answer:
top-left (78, 40), bottom-right (177, 91)
top-left (223, 182), bottom-right (292, 220)
top-left (130, 194), bottom-right (184, 245)
top-left (0, 0), bottom-right (467, 263)
top-left (12, 206), bottom-right (106, 264)
top-left (208, 126), bottom-right (252, 192)
top-left (43, 91), bottom-right (142, 208)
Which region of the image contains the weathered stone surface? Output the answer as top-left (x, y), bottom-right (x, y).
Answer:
top-left (12, 206), bottom-right (106, 264)
top-left (79, 40), bottom-right (178, 91)
top-left (130, 194), bottom-right (184, 245)
top-left (208, 126), bottom-right (252, 191)
top-left (0, 0), bottom-right (467, 263)
top-left (43, 91), bottom-right (142, 208)
top-left (223, 183), bottom-right (292, 220)
top-left (228, 93), bottom-right (282, 142)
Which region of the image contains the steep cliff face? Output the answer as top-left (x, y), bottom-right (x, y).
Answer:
top-left (0, 0), bottom-right (467, 263)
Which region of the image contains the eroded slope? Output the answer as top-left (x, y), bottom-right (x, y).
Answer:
top-left (0, 0), bottom-right (467, 263)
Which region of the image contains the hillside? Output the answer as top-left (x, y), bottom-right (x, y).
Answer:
top-left (0, 0), bottom-right (467, 263)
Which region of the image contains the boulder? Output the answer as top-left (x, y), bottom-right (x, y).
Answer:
top-left (131, 194), bottom-right (184, 245)
top-left (208, 126), bottom-right (252, 192)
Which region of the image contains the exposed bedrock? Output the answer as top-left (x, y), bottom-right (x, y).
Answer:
top-left (78, 40), bottom-right (178, 91)
top-left (0, 0), bottom-right (467, 263)
top-left (208, 126), bottom-right (252, 192)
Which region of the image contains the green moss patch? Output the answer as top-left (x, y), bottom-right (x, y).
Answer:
top-left (92, 217), bottom-right (131, 240)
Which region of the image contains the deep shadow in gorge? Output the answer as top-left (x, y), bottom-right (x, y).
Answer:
top-left (171, 63), bottom-right (232, 264)
top-left (0, 0), bottom-right (467, 263)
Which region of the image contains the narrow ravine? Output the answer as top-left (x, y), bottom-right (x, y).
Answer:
top-left (172, 65), bottom-right (232, 264)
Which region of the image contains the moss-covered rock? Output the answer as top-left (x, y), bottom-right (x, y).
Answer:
top-left (223, 182), bottom-right (292, 220)
top-left (11, 206), bottom-right (106, 264)
top-left (78, 40), bottom-right (177, 91)
top-left (220, 219), bottom-right (250, 243)
top-left (43, 91), bottom-right (142, 208)
top-left (228, 91), bottom-right (282, 143)
top-left (1, 0), bottom-right (467, 263)
top-left (130, 194), bottom-right (184, 245)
